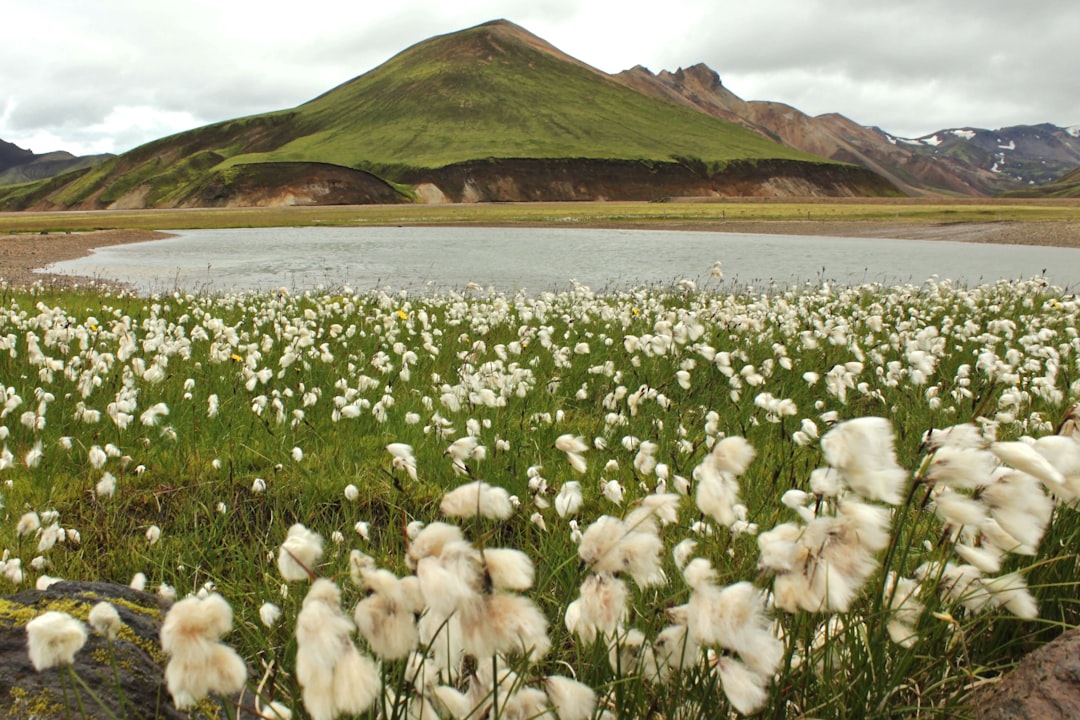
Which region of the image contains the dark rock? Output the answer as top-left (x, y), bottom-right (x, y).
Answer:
top-left (972, 628), bottom-right (1080, 719)
top-left (0, 581), bottom-right (256, 719)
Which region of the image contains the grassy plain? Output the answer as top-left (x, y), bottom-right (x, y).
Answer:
top-left (1, 198), bottom-right (1078, 235)
top-left (1, 267), bottom-right (1078, 717)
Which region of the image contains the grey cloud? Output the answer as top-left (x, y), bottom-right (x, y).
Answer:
top-left (677, 0), bottom-right (1080, 134)
top-left (2, 0), bottom-right (1078, 155)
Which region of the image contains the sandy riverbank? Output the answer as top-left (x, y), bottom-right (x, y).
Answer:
top-left (2, 221), bottom-right (1077, 290)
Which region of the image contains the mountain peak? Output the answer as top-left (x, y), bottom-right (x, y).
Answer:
top-left (675, 63), bottom-right (725, 91)
top-left (472, 18), bottom-right (532, 36)
top-left (433, 18), bottom-right (596, 71)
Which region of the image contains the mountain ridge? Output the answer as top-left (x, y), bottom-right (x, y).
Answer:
top-left (619, 63), bottom-right (1080, 197)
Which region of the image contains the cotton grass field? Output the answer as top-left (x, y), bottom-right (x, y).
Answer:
top-left (4, 270), bottom-right (1080, 719)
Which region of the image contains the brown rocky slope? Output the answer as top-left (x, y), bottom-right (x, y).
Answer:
top-left (617, 64), bottom-right (1011, 197)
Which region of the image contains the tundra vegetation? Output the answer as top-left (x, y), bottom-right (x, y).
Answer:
top-left (3, 269), bottom-right (1080, 719)
top-left (0, 198), bottom-right (1076, 236)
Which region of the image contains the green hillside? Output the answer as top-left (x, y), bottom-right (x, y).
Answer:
top-left (1001, 165), bottom-right (1080, 199)
top-left (230, 20), bottom-right (820, 171)
top-left (1, 19), bottom-right (879, 210)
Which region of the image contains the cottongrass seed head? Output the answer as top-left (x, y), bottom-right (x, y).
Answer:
top-left (27, 610), bottom-right (88, 671)
top-left (160, 592), bottom-right (247, 709)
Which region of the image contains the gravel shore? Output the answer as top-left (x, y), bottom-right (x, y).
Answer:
top-left (1, 229), bottom-right (173, 290)
top-left (2, 221), bottom-right (1077, 291)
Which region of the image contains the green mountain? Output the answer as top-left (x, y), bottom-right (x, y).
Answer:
top-left (1, 20), bottom-right (896, 210)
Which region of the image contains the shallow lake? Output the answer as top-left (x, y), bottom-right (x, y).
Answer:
top-left (42, 226), bottom-right (1080, 294)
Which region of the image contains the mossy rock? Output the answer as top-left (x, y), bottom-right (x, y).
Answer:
top-left (0, 581), bottom-right (253, 719)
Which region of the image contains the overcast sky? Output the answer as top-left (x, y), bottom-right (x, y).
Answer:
top-left (3, 0), bottom-right (1078, 157)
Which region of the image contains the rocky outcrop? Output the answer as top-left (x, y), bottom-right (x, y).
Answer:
top-left (0, 581), bottom-right (254, 719)
top-left (971, 628), bottom-right (1080, 719)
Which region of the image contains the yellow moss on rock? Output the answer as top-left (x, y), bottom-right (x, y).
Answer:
top-left (8, 685), bottom-right (65, 718)
top-left (0, 590), bottom-right (168, 664)
top-left (0, 596), bottom-right (90, 624)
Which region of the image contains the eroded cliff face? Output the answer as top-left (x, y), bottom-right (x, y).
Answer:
top-left (176, 162), bottom-right (410, 208)
top-left (398, 157), bottom-right (899, 203)
top-left (4, 157), bottom-right (896, 211)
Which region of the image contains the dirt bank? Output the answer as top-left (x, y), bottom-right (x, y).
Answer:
top-left (1, 221), bottom-right (1076, 291)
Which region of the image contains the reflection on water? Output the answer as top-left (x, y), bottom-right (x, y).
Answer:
top-left (42, 226), bottom-right (1080, 294)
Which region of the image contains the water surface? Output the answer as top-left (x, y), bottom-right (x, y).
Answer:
top-left (42, 226), bottom-right (1080, 294)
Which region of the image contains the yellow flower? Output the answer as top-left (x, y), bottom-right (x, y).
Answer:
top-left (632, 308), bottom-right (641, 316)
top-left (397, 309), bottom-right (408, 320)
top-left (230, 353), bottom-right (243, 363)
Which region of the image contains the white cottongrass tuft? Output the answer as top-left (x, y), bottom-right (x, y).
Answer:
top-left (257, 699), bottom-right (293, 720)
top-left (571, 573), bottom-right (628, 642)
top-left (672, 538), bottom-right (698, 570)
top-left (482, 548), bottom-right (535, 591)
top-left (17, 512), bottom-right (40, 537)
top-left (259, 602), bottom-right (282, 628)
top-left (296, 578), bottom-right (380, 720)
top-left (88, 601), bottom-right (123, 640)
top-left (555, 481), bottom-right (584, 518)
top-left (556, 434), bottom-right (589, 474)
top-left (36, 575), bottom-right (64, 590)
top-left (386, 442), bottom-right (418, 480)
top-left (821, 417), bottom-right (909, 504)
top-left (884, 573), bottom-right (924, 648)
top-left (277, 523), bottom-right (324, 581)
top-left (26, 611), bottom-right (88, 670)
top-left (445, 436), bottom-right (485, 475)
top-left (711, 436), bottom-right (757, 475)
top-left (440, 481), bottom-right (514, 520)
top-left (544, 674), bottom-right (597, 720)
top-left (578, 514), bottom-right (664, 588)
top-left (717, 656), bottom-right (769, 715)
top-left (353, 567), bottom-right (423, 660)
top-left (96, 472), bottom-right (117, 498)
top-left (160, 593), bottom-right (247, 709)
top-left (601, 479), bottom-right (625, 505)
top-left (693, 435), bottom-right (757, 528)
top-left (88, 445), bottom-right (108, 470)
top-left (991, 441), bottom-right (1066, 487)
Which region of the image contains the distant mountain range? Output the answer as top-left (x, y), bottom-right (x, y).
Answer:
top-left (1, 20), bottom-right (1077, 208)
top-left (0, 139), bottom-right (112, 187)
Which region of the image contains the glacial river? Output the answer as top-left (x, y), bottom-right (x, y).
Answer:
top-left (41, 226), bottom-right (1080, 294)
